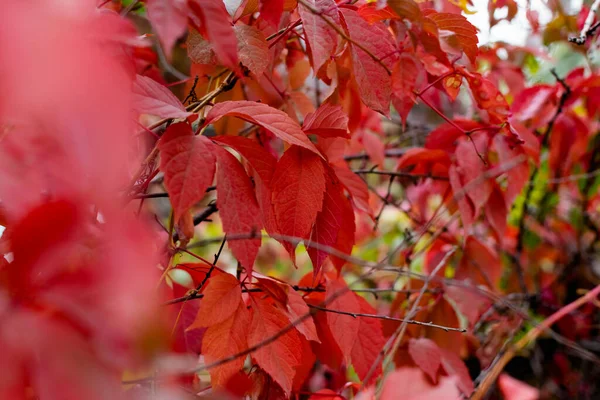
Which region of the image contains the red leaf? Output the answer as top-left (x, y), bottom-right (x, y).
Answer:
top-left (492, 134), bottom-right (530, 207)
top-left (424, 297), bottom-right (464, 355)
top-left (511, 84), bottom-right (558, 127)
top-left (260, 0), bottom-right (284, 27)
top-left (458, 236), bottom-right (502, 289)
top-left (425, 119), bottom-right (483, 152)
top-left (311, 308), bottom-right (344, 368)
top-left (454, 134), bottom-right (492, 218)
top-left (187, 24), bottom-right (271, 76)
top-left (146, 0), bottom-right (189, 56)
top-left (204, 101), bottom-right (321, 155)
top-left (358, 4), bottom-right (400, 23)
top-left (286, 289), bottom-right (321, 343)
top-left (325, 279), bottom-right (360, 360)
top-left (309, 389), bottom-right (344, 400)
top-left (271, 146), bottom-right (327, 253)
top-left (428, 12), bottom-right (479, 64)
top-left (391, 54), bottom-right (425, 126)
top-left (189, 273), bottom-right (241, 328)
top-left (449, 164), bottom-right (475, 228)
top-left (132, 75), bottom-right (191, 119)
top-left (216, 148), bottom-right (263, 272)
top-left (202, 303), bottom-right (250, 387)
top-left (464, 72), bottom-right (509, 123)
top-left (330, 162), bottom-right (371, 215)
top-left (381, 368), bottom-right (461, 400)
top-left (485, 185), bottom-right (508, 240)
top-left (387, 0), bottom-right (423, 22)
top-left (439, 348), bottom-right (474, 396)
top-left (351, 296), bottom-right (386, 383)
top-left (330, 191), bottom-right (356, 273)
top-left (292, 334), bottom-right (317, 391)
top-left (213, 136), bottom-right (276, 186)
top-left (188, 0), bottom-right (238, 71)
top-left (307, 179), bottom-right (346, 273)
top-left (340, 9), bottom-right (397, 116)
top-left (408, 338), bottom-right (442, 383)
top-left (249, 295), bottom-right (302, 395)
top-left (498, 373), bottom-right (539, 400)
top-left (235, 24), bottom-right (271, 76)
top-left (303, 103), bottom-right (349, 138)
top-left (298, 0), bottom-right (340, 72)
top-left (158, 123), bottom-right (216, 222)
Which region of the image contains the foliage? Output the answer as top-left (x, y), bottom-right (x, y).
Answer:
top-left (1, 0), bottom-right (600, 399)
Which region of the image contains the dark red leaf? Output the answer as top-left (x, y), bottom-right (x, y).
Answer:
top-left (303, 103), bottom-right (349, 138)
top-left (158, 123), bottom-right (216, 222)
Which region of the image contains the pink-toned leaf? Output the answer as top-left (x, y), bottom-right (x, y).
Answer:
top-left (381, 368), bottom-right (460, 400)
top-left (271, 146), bottom-right (327, 252)
top-left (439, 348), bottom-right (474, 396)
top-left (498, 373), bottom-right (540, 400)
top-left (340, 9), bottom-right (397, 116)
top-left (307, 179), bottom-right (345, 273)
top-left (188, 0), bottom-right (238, 70)
top-left (132, 75), bottom-right (191, 119)
top-left (189, 273), bottom-right (241, 328)
top-left (351, 296), bottom-right (386, 383)
top-left (215, 148), bottom-right (263, 272)
top-left (428, 12), bottom-right (479, 64)
top-left (408, 338), bottom-right (442, 383)
top-left (249, 295), bottom-right (302, 395)
top-left (146, 0), bottom-right (189, 56)
top-left (204, 101), bottom-right (321, 155)
top-left (158, 123), bottom-right (216, 221)
top-left (511, 84), bottom-right (557, 126)
top-left (303, 103), bottom-right (349, 138)
top-left (458, 236), bottom-right (502, 289)
top-left (202, 303), bottom-right (250, 387)
top-left (454, 134), bottom-right (492, 218)
top-left (298, 0), bottom-right (340, 72)
top-left (449, 164), bottom-right (475, 228)
top-left (492, 134), bottom-right (530, 207)
top-left (235, 24), bottom-right (271, 76)
top-left (325, 279), bottom-right (360, 360)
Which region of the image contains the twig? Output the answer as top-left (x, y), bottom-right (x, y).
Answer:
top-left (308, 304), bottom-right (465, 332)
top-left (353, 169), bottom-right (449, 181)
top-left (471, 283), bottom-right (600, 400)
top-left (569, 0), bottom-right (600, 44)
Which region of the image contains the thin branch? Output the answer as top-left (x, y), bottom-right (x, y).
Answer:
top-left (471, 283), bottom-right (600, 400)
top-left (308, 304), bottom-right (465, 332)
top-left (353, 169), bottom-right (449, 181)
top-left (344, 147), bottom-right (413, 161)
top-left (569, 0), bottom-right (600, 44)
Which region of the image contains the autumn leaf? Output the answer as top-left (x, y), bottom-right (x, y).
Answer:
top-left (188, 25), bottom-right (271, 76)
top-left (408, 338), bottom-right (442, 382)
top-left (187, 0), bottom-right (238, 70)
top-left (457, 236), bottom-right (503, 289)
top-left (202, 303), bottom-right (250, 387)
top-left (286, 289), bottom-right (320, 342)
top-left (428, 12), bottom-right (479, 64)
top-left (391, 54), bottom-right (426, 126)
top-left (189, 273), bottom-right (242, 328)
top-left (303, 103), bottom-right (350, 138)
top-left (387, 0), bottom-right (423, 22)
top-left (340, 9), bottom-right (397, 116)
top-left (249, 295), bottom-right (302, 395)
top-left (204, 101), bottom-right (321, 155)
top-left (325, 279), bottom-right (360, 360)
top-left (271, 146), bottom-right (327, 254)
top-left (498, 373), bottom-right (539, 400)
top-left (307, 178), bottom-right (345, 273)
top-left (330, 162), bottom-right (371, 215)
top-left (351, 295), bottom-right (386, 383)
top-left (260, 0), bottom-right (284, 27)
top-left (298, 0), bottom-right (340, 73)
top-left (215, 147), bottom-right (263, 272)
top-left (158, 123), bottom-right (216, 222)
top-left (380, 367), bottom-right (461, 400)
top-left (213, 136), bottom-right (276, 186)
top-left (146, 0), bottom-right (189, 56)
top-left (132, 74), bottom-right (191, 119)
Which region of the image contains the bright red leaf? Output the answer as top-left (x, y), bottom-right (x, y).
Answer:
top-left (204, 101), bottom-right (321, 155)
top-left (215, 148), bottom-right (263, 272)
top-left (303, 103), bottom-right (350, 138)
top-left (132, 74), bottom-right (191, 119)
top-left (380, 367), bottom-right (461, 400)
top-left (298, 0), bottom-right (340, 73)
top-left (408, 338), bottom-right (442, 383)
top-left (428, 12), bottom-right (479, 64)
top-left (340, 8), bottom-right (397, 116)
top-left (351, 295), bottom-right (386, 383)
top-left (189, 273), bottom-right (242, 328)
top-left (249, 295), bottom-right (303, 395)
top-left (271, 146), bottom-right (327, 254)
top-left (325, 279), bottom-right (360, 360)
top-left (146, 0), bottom-right (189, 56)
top-left (158, 123), bottom-right (216, 222)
